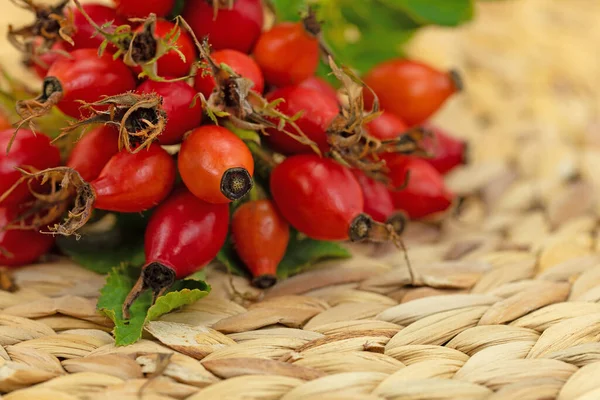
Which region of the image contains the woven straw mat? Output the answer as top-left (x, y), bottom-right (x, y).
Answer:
top-left (3, 0), bottom-right (600, 399)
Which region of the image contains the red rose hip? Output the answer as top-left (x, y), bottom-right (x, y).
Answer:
top-left (183, 0), bottom-right (264, 54)
top-left (122, 188), bottom-right (229, 318)
top-left (253, 19), bottom-right (320, 87)
top-left (270, 154), bottom-right (367, 241)
top-left (385, 155), bottom-right (454, 219)
top-left (265, 85), bottom-right (339, 155)
top-left (0, 129), bottom-right (61, 207)
top-left (194, 49), bottom-right (264, 98)
top-left (363, 59), bottom-right (462, 126)
top-left (232, 199), bottom-right (289, 288)
top-left (179, 126), bottom-right (254, 204)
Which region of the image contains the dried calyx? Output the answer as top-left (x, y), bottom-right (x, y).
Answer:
top-left (72, 0), bottom-right (188, 81)
top-left (178, 18), bottom-right (320, 155)
top-left (8, 167), bottom-right (96, 237)
top-left (0, 166), bottom-right (84, 234)
top-left (122, 262), bottom-right (176, 319)
top-left (59, 92), bottom-right (167, 154)
top-left (325, 57), bottom-right (430, 183)
top-left (12, 76), bottom-right (65, 152)
top-left (8, 0), bottom-right (74, 54)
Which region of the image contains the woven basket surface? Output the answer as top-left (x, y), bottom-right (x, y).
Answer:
top-left (3, 0), bottom-right (600, 399)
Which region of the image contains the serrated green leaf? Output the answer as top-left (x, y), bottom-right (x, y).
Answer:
top-left (97, 264), bottom-right (150, 345)
top-left (146, 279), bottom-right (210, 321)
top-left (277, 229), bottom-right (351, 279)
top-left (381, 0), bottom-right (474, 26)
top-left (98, 264), bottom-right (211, 346)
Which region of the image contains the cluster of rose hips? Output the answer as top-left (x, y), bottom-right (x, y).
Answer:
top-left (0, 0), bottom-right (465, 316)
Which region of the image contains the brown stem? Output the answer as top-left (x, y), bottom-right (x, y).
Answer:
top-left (449, 69), bottom-right (464, 92)
top-left (122, 262), bottom-right (176, 320)
top-left (348, 213), bottom-right (414, 285)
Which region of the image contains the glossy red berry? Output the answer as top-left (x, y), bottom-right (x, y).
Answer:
top-left (112, 0), bottom-right (174, 18)
top-left (270, 154), bottom-right (368, 241)
top-left (45, 49), bottom-right (136, 118)
top-left (183, 0), bottom-right (263, 54)
top-left (0, 129), bottom-right (61, 207)
top-left (179, 126), bottom-right (254, 204)
top-left (298, 76), bottom-right (338, 104)
top-left (232, 199), bottom-right (289, 288)
top-left (145, 188), bottom-right (229, 278)
top-left (194, 49), bottom-right (264, 98)
top-left (0, 206), bottom-right (55, 267)
top-left (92, 143), bottom-right (176, 212)
top-left (137, 80), bottom-right (202, 145)
top-left (352, 169), bottom-right (394, 223)
top-left (385, 155), bottom-right (454, 219)
top-left (253, 22), bottom-right (319, 87)
top-left (66, 125), bottom-right (120, 182)
top-left (70, 3), bottom-right (127, 50)
top-left (363, 59), bottom-right (461, 126)
top-left (265, 85), bottom-right (339, 155)
top-left (420, 125), bottom-right (467, 175)
top-left (122, 187), bottom-right (228, 318)
top-left (133, 19), bottom-right (196, 78)
top-left (366, 111), bottom-right (408, 141)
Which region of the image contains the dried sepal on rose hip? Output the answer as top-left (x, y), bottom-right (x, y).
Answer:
top-left (8, 0), bottom-right (74, 56)
top-left (4, 143), bottom-right (176, 237)
top-left (58, 92), bottom-right (167, 154)
top-left (324, 56), bottom-right (430, 182)
top-left (72, 0), bottom-right (190, 81)
top-left (0, 166), bottom-right (76, 233)
top-left (178, 21), bottom-right (320, 154)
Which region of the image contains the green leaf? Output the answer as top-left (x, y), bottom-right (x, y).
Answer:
top-left (56, 212), bottom-right (150, 275)
top-left (97, 264), bottom-right (210, 346)
top-left (277, 230), bottom-right (351, 279)
top-left (382, 0), bottom-right (474, 26)
top-left (317, 0), bottom-right (418, 73)
top-left (223, 121), bottom-right (261, 144)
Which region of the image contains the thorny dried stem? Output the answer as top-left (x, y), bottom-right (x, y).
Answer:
top-left (177, 17), bottom-right (320, 154)
top-left (57, 92), bottom-right (167, 154)
top-left (8, 0), bottom-right (74, 55)
top-left (72, 0), bottom-right (189, 81)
